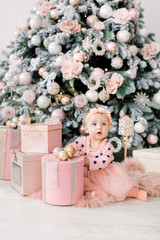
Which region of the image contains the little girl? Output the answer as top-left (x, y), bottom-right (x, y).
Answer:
top-left (66, 107), bottom-right (147, 203)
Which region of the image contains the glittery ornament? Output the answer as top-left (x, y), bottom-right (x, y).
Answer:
top-left (128, 45), bottom-right (138, 56)
top-left (134, 92), bottom-right (149, 106)
top-left (43, 37), bottom-right (51, 49)
top-left (147, 134), bottom-right (158, 145)
top-left (105, 42), bottom-right (117, 53)
top-left (98, 88), bottom-right (109, 103)
top-left (79, 124), bottom-right (86, 135)
top-left (92, 40), bottom-right (105, 56)
top-left (47, 82), bottom-right (60, 95)
top-left (111, 57), bottom-right (123, 69)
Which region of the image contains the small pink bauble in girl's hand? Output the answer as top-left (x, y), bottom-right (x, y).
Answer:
top-left (53, 147), bottom-right (61, 156)
top-left (147, 134), bottom-right (158, 145)
top-left (58, 150), bottom-right (69, 161)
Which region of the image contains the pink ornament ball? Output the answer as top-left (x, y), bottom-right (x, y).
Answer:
top-left (147, 134), bottom-right (158, 145)
top-left (38, 66), bottom-right (45, 76)
top-left (19, 72), bottom-right (32, 85)
top-left (51, 109), bottom-right (65, 121)
top-left (61, 96), bottom-right (70, 105)
top-left (86, 15), bottom-right (98, 27)
top-left (29, 16), bottom-right (42, 30)
top-left (105, 42), bottom-right (117, 53)
top-left (50, 9), bottom-right (59, 20)
top-left (53, 147), bottom-right (61, 156)
top-left (90, 68), bottom-right (104, 80)
top-left (128, 8), bottom-right (139, 22)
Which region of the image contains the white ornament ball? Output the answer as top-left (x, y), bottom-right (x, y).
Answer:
top-left (116, 30), bottom-right (130, 43)
top-left (138, 28), bottom-right (148, 38)
top-left (31, 35), bottom-right (41, 46)
top-left (86, 15), bottom-right (98, 27)
top-left (153, 91), bottom-right (160, 105)
top-left (85, 90), bottom-right (99, 103)
top-left (99, 4), bottom-right (113, 19)
top-left (11, 122), bottom-right (17, 128)
top-left (5, 72), bottom-right (11, 81)
top-left (48, 42), bottom-right (62, 55)
top-left (19, 72), bottom-right (32, 85)
top-left (134, 122), bottom-right (146, 133)
top-left (55, 55), bottom-right (66, 67)
top-left (147, 134), bottom-right (158, 145)
top-left (111, 57), bottom-right (123, 69)
top-left (37, 95), bottom-right (51, 109)
top-left (12, 117), bottom-right (19, 124)
top-left (47, 82), bottom-right (60, 95)
top-left (53, 147), bottom-right (61, 156)
top-left (29, 16), bottom-right (41, 30)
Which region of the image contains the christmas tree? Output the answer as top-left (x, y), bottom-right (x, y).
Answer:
top-left (0, 0), bottom-right (160, 152)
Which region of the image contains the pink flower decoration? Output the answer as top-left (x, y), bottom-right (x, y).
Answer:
top-left (74, 94), bottom-right (88, 108)
top-left (93, 21), bottom-right (105, 30)
top-left (2, 106), bottom-right (15, 120)
top-left (141, 42), bottom-right (160, 60)
top-left (106, 73), bottom-right (124, 94)
top-left (112, 8), bottom-right (131, 24)
top-left (59, 20), bottom-right (81, 35)
top-left (61, 60), bottom-right (83, 80)
top-left (38, 1), bottom-right (55, 17)
top-left (23, 90), bottom-right (35, 105)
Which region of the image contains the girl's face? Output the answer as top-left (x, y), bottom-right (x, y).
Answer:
top-left (85, 113), bottom-right (109, 141)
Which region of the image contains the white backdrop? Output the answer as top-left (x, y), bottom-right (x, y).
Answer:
top-left (0, 0), bottom-right (159, 60)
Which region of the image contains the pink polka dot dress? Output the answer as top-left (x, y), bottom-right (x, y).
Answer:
top-left (69, 136), bottom-right (138, 202)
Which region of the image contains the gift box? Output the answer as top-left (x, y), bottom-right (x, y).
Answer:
top-left (10, 150), bottom-right (44, 195)
top-left (133, 147), bottom-right (160, 173)
top-left (20, 123), bottom-right (62, 153)
top-left (42, 154), bottom-right (84, 206)
top-left (0, 127), bottom-right (20, 180)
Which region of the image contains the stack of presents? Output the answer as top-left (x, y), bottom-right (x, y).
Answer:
top-left (0, 123), bottom-right (160, 206)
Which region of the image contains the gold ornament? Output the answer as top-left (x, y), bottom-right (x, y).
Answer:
top-left (79, 124), bottom-right (86, 135)
top-left (38, 66), bottom-right (45, 77)
top-left (58, 150), bottom-right (69, 161)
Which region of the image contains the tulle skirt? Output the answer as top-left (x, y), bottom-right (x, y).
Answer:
top-left (84, 162), bottom-right (138, 202)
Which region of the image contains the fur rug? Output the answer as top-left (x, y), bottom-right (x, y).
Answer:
top-left (76, 158), bottom-right (160, 208)
top-left (29, 158), bottom-right (160, 207)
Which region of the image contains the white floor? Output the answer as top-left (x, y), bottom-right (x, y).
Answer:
top-left (0, 180), bottom-right (160, 240)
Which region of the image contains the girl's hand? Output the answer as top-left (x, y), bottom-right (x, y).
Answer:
top-left (84, 157), bottom-right (90, 166)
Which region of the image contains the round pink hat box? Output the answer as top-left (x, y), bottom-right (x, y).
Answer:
top-left (42, 154), bottom-right (84, 206)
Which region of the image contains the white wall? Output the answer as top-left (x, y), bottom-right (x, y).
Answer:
top-left (0, 0), bottom-right (159, 60)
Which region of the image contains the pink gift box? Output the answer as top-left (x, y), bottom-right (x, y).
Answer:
top-left (10, 150), bottom-right (44, 195)
top-left (42, 154), bottom-right (84, 206)
top-left (0, 127), bottom-right (20, 180)
top-left (20, 123), bottom-right (62, 153)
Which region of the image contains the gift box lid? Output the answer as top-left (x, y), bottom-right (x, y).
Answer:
top-left (20, 123), bottom-right (62, 132)
top-left (42, 154), bottom-right (84, 170)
